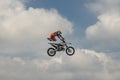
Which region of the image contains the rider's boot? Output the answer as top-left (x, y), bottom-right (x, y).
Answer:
top-left (47, 38), bottom-right (52, 41)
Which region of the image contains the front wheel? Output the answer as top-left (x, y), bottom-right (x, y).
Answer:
top-left (47, 48), bottom-right (56, 56)
top-left (66, 46), bottom-right (75, 56)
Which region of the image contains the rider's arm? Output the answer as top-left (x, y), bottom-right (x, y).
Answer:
top-left (58, 34), bottom-right (64, 41)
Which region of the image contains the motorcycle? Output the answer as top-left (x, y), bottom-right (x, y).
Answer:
top-left (47, 40), bottom-right (75, 56)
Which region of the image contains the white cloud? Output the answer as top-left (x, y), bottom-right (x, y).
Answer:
top-left (86, 13), bottom-right (120, 41)
top-left (85, 0), bottom-right (120, 50)
top-left (86, 0), bottom-right (120, 14)
top-left (0, 49), bottom-right (120, 80)
top-left (0, 0), bottom-right (73, 55)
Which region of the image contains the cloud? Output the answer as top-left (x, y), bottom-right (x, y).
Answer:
top-left (0, 0), bottom-right (73, 56)
top-left (0, 49), bottom-right (120, 80)
top-left (85, 0), bottom-right (120, 50)
top-left (0, 0), bottom-right (120, 80)
top-left (86, 0), bottom-right (120, 14)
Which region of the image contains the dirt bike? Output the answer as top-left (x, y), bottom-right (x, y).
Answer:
top-left (47, 40), bottom-right (75, 56)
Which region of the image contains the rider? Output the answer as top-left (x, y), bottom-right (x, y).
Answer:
top-left (47, 30), bottom-right (64, 41)
top-left (47, 30), bottom-right (64, 50)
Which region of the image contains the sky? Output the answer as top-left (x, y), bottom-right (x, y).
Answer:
top-left (0, 0), bottom-right (120, 80)
top-left (27, 0), bottom-right (97, 37)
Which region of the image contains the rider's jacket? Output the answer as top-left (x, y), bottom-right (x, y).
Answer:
top-left (50, 31), bottom-right (63, 41)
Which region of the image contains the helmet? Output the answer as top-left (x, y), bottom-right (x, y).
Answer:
top-left (57, 30), bottom-right (62, 34)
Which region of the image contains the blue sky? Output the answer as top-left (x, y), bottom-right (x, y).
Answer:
top-left (27, 0), bottom-right (97, 35)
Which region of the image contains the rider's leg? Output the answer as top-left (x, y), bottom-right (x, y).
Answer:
top-left (50, 36), bottom-right (56, 41)
top-left (50, 33), bottom-right (56, 41)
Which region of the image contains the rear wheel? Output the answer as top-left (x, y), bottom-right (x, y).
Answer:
top-left (47, 48), bottom-right (56, 56)
top-left (66, 46), bottom-right (75, 56)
